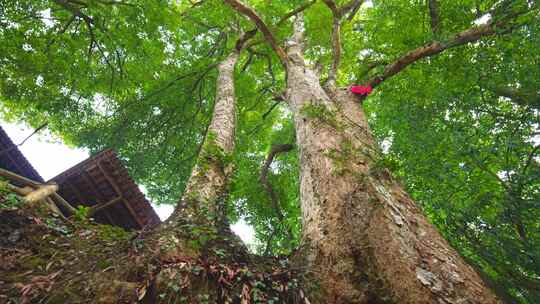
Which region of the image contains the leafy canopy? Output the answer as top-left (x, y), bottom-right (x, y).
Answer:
top-left (0, 0), bottom-right (538, 302)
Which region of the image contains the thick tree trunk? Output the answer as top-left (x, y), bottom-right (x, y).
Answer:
top-left (286, 18), bottom-right (499, 304)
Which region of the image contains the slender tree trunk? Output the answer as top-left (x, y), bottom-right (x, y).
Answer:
top-left (135, 50), bottom-right (255, 302)
top-left (286, 17), bottom-right (499, 304)
top-left (147, 50), bottom-right (248, 269)
top-left (170, 51), bottom-right (239, 225)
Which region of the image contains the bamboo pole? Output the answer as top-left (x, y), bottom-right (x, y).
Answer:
top-left (24, 184), bottom-right (59, 204)
top-left (0, 168), bottom-right (77, 214)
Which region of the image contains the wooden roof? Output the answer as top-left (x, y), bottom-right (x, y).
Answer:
top-left (0, 125), bottom-right (160, 230)
top-left (49, 149), bottom-right (161, 229)
top-left (0, 127), bottom-right (44, 184)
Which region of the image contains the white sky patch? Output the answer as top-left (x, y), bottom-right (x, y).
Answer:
top-left (35, 75), bottom-right (44, 87)
top-left (153, 203), bottom-right (174, 221)
top-left (1, 121), bottom-right (89, 180)
top-left (444, 110), bottom-right (451, 121)
top-left (152, 106), bottom-right (162, 116)
top-left (0, 120), bottom-right (257, 245)
top-left (381, 131), bottom-right (394, 154)
top-left (497, 170), bottom-right (515, 182)
top-left (60, 86), bottom-right (71, 96)
top-left (358, 49), bottom-right (373, 59)
top-left (137, 32), bottom-right (148, 39)
top-left (529, 122), bottom-right (540, 146)
top-left (473, 13), bottom-right (491, 25)
top-left (272, 122), bottom-right (283, 131)
top-left (270, 160), bottom-right (281, 174)
top-left (91, 93), bottom-right (113, 116)
top-left (22, 43), bottom-right (34, 52)
top-left (231, 218), bottom-right (256, 245)
top-left (39, 9), bottom-right (56, 28)
top-left (380, 139), bottom-right (392, 154)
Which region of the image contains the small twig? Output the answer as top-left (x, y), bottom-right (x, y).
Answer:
top-left (0, 122), bottom-right (48, 157)
top-left (262, 96), bottom-right (285, 120)
top-left (259, 144), bottom-right (295, 240)
top-left (428, 0), bottom-right (441, 35)
top-left (276, 0), bottom-right (317, 27)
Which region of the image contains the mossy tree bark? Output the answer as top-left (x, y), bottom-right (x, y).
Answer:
top-left (285, 17), bottom-right (500, 304)
top-left (170, 50), bottom-right (239, 226)
top-left (147, 48), bottom-right (250, 276)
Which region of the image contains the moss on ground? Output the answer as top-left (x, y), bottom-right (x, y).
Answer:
top-left (0, 189), bottom-right (309, 304)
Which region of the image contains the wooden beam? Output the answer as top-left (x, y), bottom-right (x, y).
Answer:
top-left (51, 192), bottom-right (77, 215)
top-left (87, 196), bottom-right (123, 217)
top-left (0, 168), bottom-right (41, 187)
top-left (96, 160), bottom-right (144, 228)
top-left (0, 168), bottom-right (76, 214)
top-left (46, 197), bottom-right (66, 219)
top-left (5, 183), bottom-right (31, 196)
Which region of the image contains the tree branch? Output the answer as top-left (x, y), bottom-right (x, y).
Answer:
top-left (259, 144), bottom-right (294, 238)
top-left (322, 0), bottom-right (342, 89)
top-left (322, 0), bottom-right (339, 16)
top-left (360, 2), bottom-right (536, 94)
top-left (494, 86), bottom-right (540, 109)
top-left (262, 96), bottom-right (284, 120)
top-left (53, 0), bottom-right (94, 27)
top-left (0, 123), bottom-right (48, 157)
top-left (276, 0), bottom-right (317, 27)
top-left (243, 1), bottom-right (317, 51)
top-left (428, 0), bottom-right (441, 35)
top-left (340, 0), bottom-right (365, 19)
top-left (346, 0), bottom-right (365, 21)
top-left (235, 29), bottom-right (257, 51)
top-left (364, 24), bottom-right (500, 91)
top-left (223, 0), bottom-right (288, 65)
top-left (323, 0), bottom-right (365, 89)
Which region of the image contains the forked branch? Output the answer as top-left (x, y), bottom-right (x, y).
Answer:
top-left (323, 0), bottom-right (365, 88)
top-left (223, 0), bottom-right (288, 65)
top-left (276, 0), bottom-right (317, 27)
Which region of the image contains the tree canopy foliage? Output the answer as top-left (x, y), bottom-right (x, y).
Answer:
top-left (0, 0), bottom-right (539, 302)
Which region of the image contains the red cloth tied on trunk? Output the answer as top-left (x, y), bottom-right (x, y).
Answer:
top-left (350, 85), bottom-right (372, 95)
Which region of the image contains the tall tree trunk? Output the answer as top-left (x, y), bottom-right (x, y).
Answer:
top-left (149, 50), bottom-right (247, 267)
top-left (170, 51), bottom-right (239, 225)
top-left (286, 17), bottom-right (499, 304)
